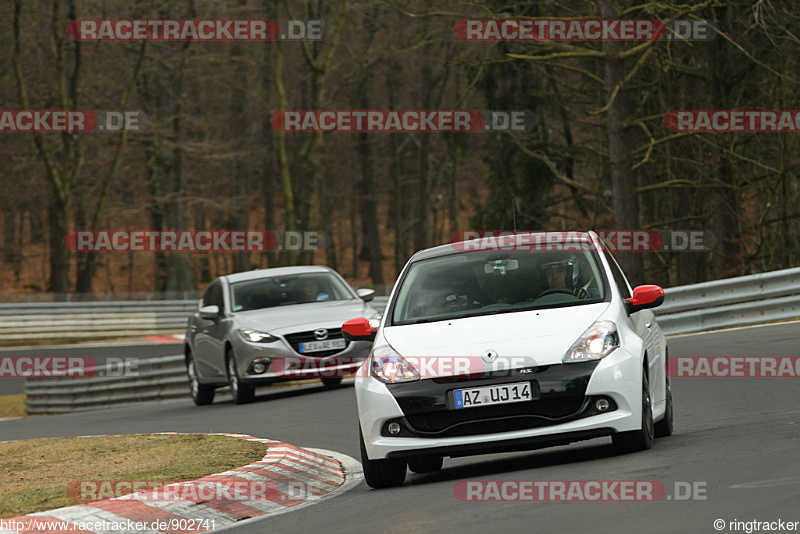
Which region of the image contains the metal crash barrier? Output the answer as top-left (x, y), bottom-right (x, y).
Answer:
top-left (19, 268), bottom-right (800, 413)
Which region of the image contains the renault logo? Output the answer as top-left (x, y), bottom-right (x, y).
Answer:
top-left (481, 349), bottom-right (499, 363)
top-left (314, 328), bottom-right (328, 340)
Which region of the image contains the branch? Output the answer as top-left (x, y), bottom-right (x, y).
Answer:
top-left (12, 0), bottom-right (64, 201)
top-left (507, 136), bottom-right (610, 196)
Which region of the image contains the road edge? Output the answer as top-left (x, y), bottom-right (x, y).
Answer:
top-left (0, 433), bottom-right (361, 534)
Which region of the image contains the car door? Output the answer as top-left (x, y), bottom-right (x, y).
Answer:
top-left (604, 251), bottom-right (665, 406)
top-left (193, 281), bottom-right (228, 379)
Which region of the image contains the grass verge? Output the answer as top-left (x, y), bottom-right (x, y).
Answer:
top-left (0, 394), bottom-right (28, 419)
top-left (0, 433), bottom-right (266, 519)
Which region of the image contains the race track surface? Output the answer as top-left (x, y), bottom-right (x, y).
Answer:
top-left (3, 322), bottom-right (800, 534)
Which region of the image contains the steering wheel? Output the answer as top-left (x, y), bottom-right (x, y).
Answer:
top-left (536, 288), bottom-right (576, 299)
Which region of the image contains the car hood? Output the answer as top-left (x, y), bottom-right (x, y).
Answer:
top-left (233, 299), bottom-right (376, 335)
top-left (382, 302), bottom-right (610, 368)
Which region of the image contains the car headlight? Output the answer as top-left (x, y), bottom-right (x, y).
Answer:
top-left (370, 344), bottom-right (419, 383)
top-left (239, 328), bottom-right (279, 343)
top-left (563, 321), bottom-right (619, 363)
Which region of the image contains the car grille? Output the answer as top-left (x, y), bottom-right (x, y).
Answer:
top-left (283, 328), bottom-right (349, 357)
top-left (384, 360), bottom-right (603, 438)
top-left (401, 396), bottom-right (588, 437)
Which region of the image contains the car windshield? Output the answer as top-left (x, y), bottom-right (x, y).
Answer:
top-left (392, 248), bottom-right (606, 325)
top-left (230, 272), bottom-right (355, 312)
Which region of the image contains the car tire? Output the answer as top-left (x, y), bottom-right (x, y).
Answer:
top-left (227, 349), bottom-right (255, 404)
top-left (407, 455), bottom-right (443, 473)
top-left (321, 377), bottom-right (342, 387)
top-left (612, 368), bottom-right (654, 453)
top-left (654, 371), bottom-right (674, 438)
top-left (187, 354), bottom-right (215, 406)
top-left (360, 428), bottom-right (407, 488)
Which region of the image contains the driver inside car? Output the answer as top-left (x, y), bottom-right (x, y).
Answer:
top-left (298, 278), bottom-right (330, 302)
top-left (539, 257), bottom-right (591, 299)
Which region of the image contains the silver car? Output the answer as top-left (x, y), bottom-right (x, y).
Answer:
top-left (185, 266), bottom-right (380, 405)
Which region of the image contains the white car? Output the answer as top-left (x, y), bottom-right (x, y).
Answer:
top-left (343, 231), bottom-right (672, 488)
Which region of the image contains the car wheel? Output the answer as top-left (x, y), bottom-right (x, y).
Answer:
top-left (187, 354), bottom-right (215, 406)
top-left (612, 368), bottom-right (654, 453)
top-left (227, 349), bottom-right (255, 404)
top-left (360, 428), bottom-right (406, 488)
top-left (321, 377), bottom-right (342, 387)
top-left (654, 371), bottom-right (674, 438)
top-left (407, 455), bottom-right (443, 473)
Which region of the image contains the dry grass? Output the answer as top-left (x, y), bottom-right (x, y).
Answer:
top-left (0, 434), bottom-right (266, 519)
top-left (0, 395), bottom-right (28, 419)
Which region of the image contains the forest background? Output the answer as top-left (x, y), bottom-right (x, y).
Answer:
top-left (2, 0), bottom-right (798, 299)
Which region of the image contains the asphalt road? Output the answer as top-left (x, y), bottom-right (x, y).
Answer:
top-left (2, 322), bottom-right (800, 533)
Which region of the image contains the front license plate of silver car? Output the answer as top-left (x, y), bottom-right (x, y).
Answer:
top-left (299, 338), bottom-right (346, 353)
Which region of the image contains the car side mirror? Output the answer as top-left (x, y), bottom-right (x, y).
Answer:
top-left (624, 285), bottom-right (665, 316)
top-left (199, 304), bottom-right (220, 320)
top-left (357, 288), bottom-right (376, 302)
top-left (342, 317), bottom-right (376, 342)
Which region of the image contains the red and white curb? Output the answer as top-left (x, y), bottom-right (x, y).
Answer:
top-left (0, 433), bottom-right (362, 533)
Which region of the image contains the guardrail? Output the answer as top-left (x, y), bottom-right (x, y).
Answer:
top-left (0, 298), bottom-right (391, 342)
top-left (654, 267), bottom-right (800, 335)
top-left (24, 355), bottom-right (188, 414)
top-left (0, 301), bottom-right (198, 341)
top-left (18, 268), bottom-right (800, 413)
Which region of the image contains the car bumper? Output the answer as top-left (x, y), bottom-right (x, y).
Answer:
top-left (231, 335), bottom-right (372, 384)
top-left (356, 345), bottom-right (643, 460)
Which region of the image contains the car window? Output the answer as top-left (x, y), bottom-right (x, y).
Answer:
top-left (603, 250), bottom-right (632, 299)
top-left (202, 283), bottom-right (223, 309)
top-left (392, 249), bottom-right (607, 325)
top-left (229, 272), bottom-right (355, 312)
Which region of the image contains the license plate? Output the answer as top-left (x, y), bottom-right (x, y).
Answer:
top-left (452, 381), bottom-right (532, 409)
top-left (299, 338), bottom-right (346, 353)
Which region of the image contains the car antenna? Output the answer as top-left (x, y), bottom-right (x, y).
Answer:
top-left (512, 197), bottom-right (517, 234)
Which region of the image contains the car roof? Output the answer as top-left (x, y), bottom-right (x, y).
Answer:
top-left (409, 231), bottom-right (601, 262)
top-left (221, 265), bottom-right (333, 283)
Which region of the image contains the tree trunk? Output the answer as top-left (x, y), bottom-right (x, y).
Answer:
top-left (708, 4), bottom-right (740, 279)
top-left (414, 62), bottom-right (434, 251)
top-left (601, 0), bottom-right (643, 284)
top-left (357, 73), bottom-right (384, 286)
top-left (230, 36), bottom-right (251, 274)
top-left (136, 6), bottom-right (195, 293)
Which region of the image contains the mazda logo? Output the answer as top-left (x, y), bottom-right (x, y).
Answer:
top-left (314, 328), bottom-right (328, 340)
top-left (481, 349), bottom-right (499, 363)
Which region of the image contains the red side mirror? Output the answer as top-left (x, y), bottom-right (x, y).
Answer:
top-left (625, 285), bottom-right (665, 315)
top-left (342, 317), bottom-right (376, 342)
